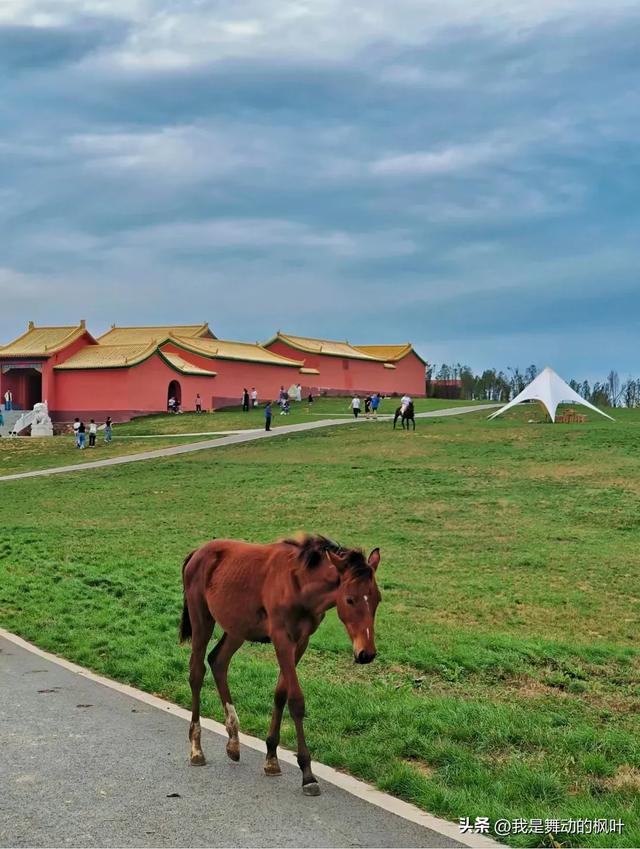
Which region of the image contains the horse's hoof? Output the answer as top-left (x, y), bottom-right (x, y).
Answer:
top-left (226, 743), bottom-right (240, 762)
top-left (302, 781), bottom-right (321, 796)
top-left (190, 753), bottom-right (206, 766)
top-left (264, 761), bottom-right (282, 776)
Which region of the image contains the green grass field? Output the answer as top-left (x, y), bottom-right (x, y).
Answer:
top-left (116, 396), bottom-right (487, 435)
top-left (1, 398), bottom-right (488, 475)
top-left (1, 405), bottom-right (638, 847)
top-left (0, 433), bottom-right (215, 475)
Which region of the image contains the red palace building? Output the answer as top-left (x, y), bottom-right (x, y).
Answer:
top-left (0, 321), bottom-right (427, 421)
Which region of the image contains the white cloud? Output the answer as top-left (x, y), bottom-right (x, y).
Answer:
top-left (115, 217), bottom-right (417, 259)
top-left (370, 140), bottom-right (515, 177)
top-left (4, 0), bottom-right (639, 72)
top-left (69, 126), bottom-right (265, 182)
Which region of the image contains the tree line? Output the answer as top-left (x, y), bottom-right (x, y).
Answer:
top-left (426, 364), bottom-right (637, 408)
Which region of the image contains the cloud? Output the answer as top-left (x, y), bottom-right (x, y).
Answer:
top-left (1, 0), bottom-right (640, 381)
top-left (370, 140), bottom-right (515, 177)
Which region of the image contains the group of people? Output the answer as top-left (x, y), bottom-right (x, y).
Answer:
top-left (241, 388), bottom-right (259, 411)
top-left (349, 392), bottom-right (411, 419)
top-left (72, 416), bottom-right (112, 448)
top-left (350, 392), bottom-right (383, 419)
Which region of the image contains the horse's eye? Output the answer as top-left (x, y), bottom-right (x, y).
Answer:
top-left (346, 597), bottom-right (355, 606)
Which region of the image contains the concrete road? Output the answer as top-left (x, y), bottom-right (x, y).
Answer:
top-left (0, 635), bottom-right (468, 849)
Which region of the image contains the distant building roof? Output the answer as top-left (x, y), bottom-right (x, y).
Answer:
top-left (0, 321), bottom-right (93, 358)
top-left (55, 343), bottom-right (158, 370)
top-left (266, 332), bottom-right (381, 361)
top-left (172, 336), bottom-right (304, 368)
top-left (160, 351), bottom-right (217, 376)
top-left (354, 343), bottom-right (426, 364)
top-left (97, 323), bottom-right (214, 345)
top-left (55, 342), bottom-right (218, 375)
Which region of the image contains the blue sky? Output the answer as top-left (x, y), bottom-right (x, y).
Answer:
top-left (1, 1), bottom-right (639, 380)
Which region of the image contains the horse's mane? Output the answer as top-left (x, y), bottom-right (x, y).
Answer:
top-left (283, 534), bottom-right (342, 568)
top-left (283, 534), bottom-right (372, 577)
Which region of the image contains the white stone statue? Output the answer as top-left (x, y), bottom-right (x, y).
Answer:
top-left (31, 401), bottom-right (54, 437)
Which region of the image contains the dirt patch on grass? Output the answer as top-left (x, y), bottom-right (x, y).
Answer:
top-left (402, 758), bottom-right (436, 778)
top-left (600, 765), bottom-right (640, 792)
top-left (509, 676), bottom-right (570, 700)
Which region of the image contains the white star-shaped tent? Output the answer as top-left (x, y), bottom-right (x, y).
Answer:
top-left (488, 367), bottom-right (614, 422)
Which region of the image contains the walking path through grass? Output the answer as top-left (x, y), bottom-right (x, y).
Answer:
top-left (1, 631), bottom-right (480, 849)
top-left (0, 405), bottom-right (496, 482)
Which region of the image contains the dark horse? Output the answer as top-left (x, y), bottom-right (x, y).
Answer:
top-left (179, 534), bottom-right (381, 796)
top-left (393, 401), bottom-right (415, 430)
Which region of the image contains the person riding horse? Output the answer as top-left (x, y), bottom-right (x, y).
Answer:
top-left (393, 399), bottom-right (415, 430)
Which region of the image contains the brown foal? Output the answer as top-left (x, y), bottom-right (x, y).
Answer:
top-left (179, 534), bottom-right (381, 795)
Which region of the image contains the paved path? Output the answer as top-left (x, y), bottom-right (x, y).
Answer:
top-left (0, 632), bottom-right (497, 849)
top-left (0, 406), bottom-right (497, 483)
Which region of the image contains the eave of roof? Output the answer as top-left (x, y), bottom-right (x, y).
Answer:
top-left (97, 323), bottom-right (214, 345)
top-left (159, 351), bottom-right (217, 376)
top-left (168, 335), bottom-right (304, 367)
top-left (265, 332), bottom-right (381, 361)
top-left (0, 323), bottom-right (95, 358)
top-left (354, 343), bottom-right (427, 365)
top-left (54, 342), bottom-right (159, 370)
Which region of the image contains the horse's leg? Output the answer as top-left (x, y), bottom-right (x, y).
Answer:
top-left (188, 611), bottom-right (214, 766)
top-left (264, 637), bottom-right (309, 777)
top-left (393, 412), bottom-right (398, 429)
top-left (208, 633), bottom-right (244, 762)
top-left (273, 636), bottom-right (318, 795)
top-left (412, 416), bottom-right (416, 431)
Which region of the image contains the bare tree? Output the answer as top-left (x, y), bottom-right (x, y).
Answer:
top-left (606, 370), bottom-right (620, 407)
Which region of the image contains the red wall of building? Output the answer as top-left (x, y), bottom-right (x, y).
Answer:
top-left (43, 332), bottom-right (96, 407)
top-left (51, 354), bottom-right (218, 421)
top-left (265, 340), bottom-right (425, 397)
top-left (160, 343), bottom-right (303, 407)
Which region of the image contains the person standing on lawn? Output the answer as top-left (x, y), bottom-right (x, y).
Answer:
top-left (73, 417), bottom-right (81, 447)
top-left (242, 388), bottom-right (250, 412)
top-left (104, 416), bottom-right (113, 444)
top-left (264, 401), bottom-right (272, 431)
top-left (195, 394), bottom-right (202, 413)
top-left (351, 394), bottom-right (361, 419)
top-left (251, 387), bottom-right (258, 408)
top-left (88, 419), bottom-right (97, 447)
top-left (77, 420), bottom-right (86, 449)
top-left (371, 392), bottom-right (381, 419)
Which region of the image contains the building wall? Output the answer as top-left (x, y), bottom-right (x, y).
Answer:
top-left (43, 333), bottom-right (96, 406)
top-left (51, 354), bottom-right (217, 421)
top-left (160, 343), bottom-right (303, 407)
top-left (265, 340), bottom-right (425, 396)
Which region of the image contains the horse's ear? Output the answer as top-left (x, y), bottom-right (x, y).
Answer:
top-left (326, 550), bottom-right (349, 574)
top-left (368, 548), bottom-right (381, 571)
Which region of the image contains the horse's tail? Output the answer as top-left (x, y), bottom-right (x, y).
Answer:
top-left (178, 550), bottom-right (196, 644)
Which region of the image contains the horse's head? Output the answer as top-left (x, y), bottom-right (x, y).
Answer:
top-left (328, 547), bottom-right (381, 664)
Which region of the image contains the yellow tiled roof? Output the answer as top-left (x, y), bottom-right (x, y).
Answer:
top-left (97, 323), bottom-right (213, 345)
top-left (268, 332), bottom-right (381, 361)
top-left (55, 343), bottom-right (157, 369)
top-left (354, 344), bottom-right (412, 361)
top-left (357, 343), bottom-right (427, 365)
top-left (160, 351), bottom-right (217, 376)
top-left (171, 336), bottom-right (304, 367)
top-left (0, 322), bottom-right (90, 357)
